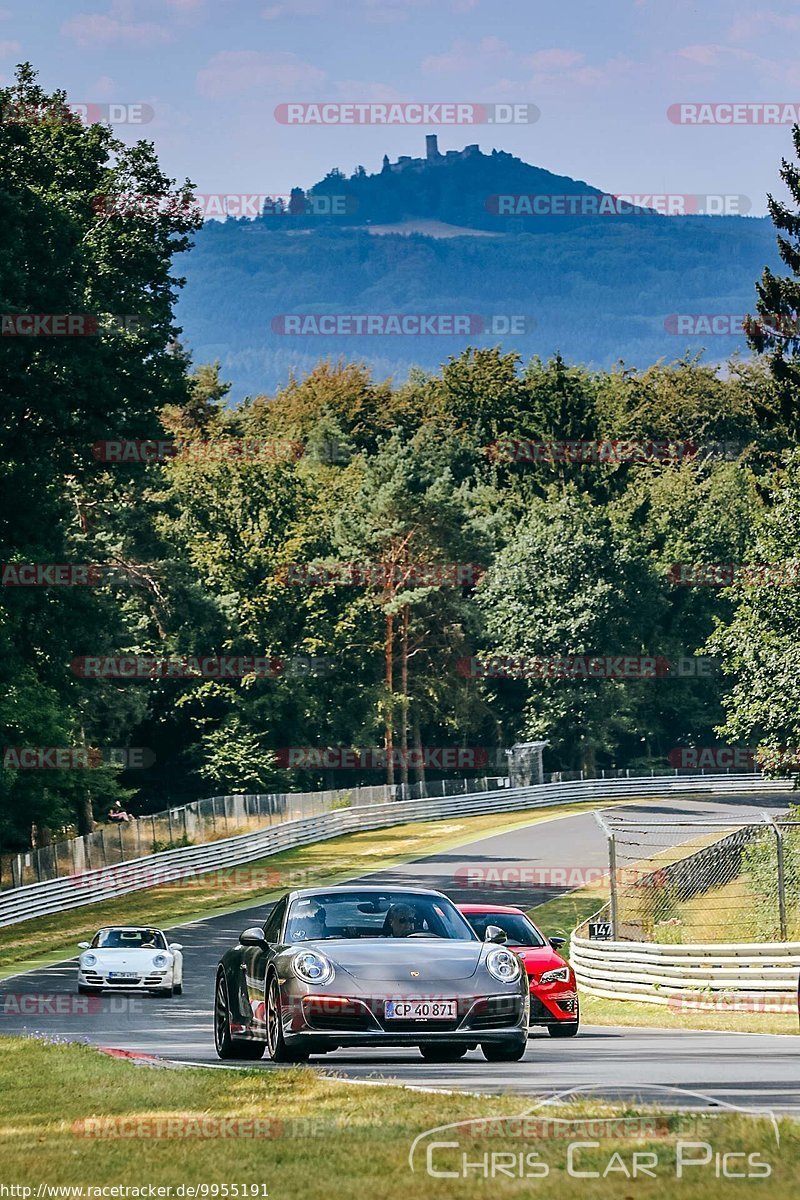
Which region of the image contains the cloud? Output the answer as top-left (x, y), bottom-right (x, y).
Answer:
top-left (0, 39), bottom-right (20, 56)
top-left (62, 14), bottom-right (172, 47)
top-left (262, 0), bottom-right (428, 17)
top-left (88, 74), bottom-right (116, 99)
top-left (196, 50), bottom-right (326, 98)
top-left (422, 37), bottom-right (515, 75)
top-left (527, 49), bottom-right (585, 72)
top-left (677, 43), bottom-right (723, 67)
top-left (728, 9), bottom-right (800, 43)
top-left (262, 0), bottom-right (326, 16)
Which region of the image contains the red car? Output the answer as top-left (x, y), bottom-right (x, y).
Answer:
top-left (458, 903), bottom-right (579, 1037)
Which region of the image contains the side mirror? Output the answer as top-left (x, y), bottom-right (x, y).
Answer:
top-left (549, 936), bottom-right (566, 950)
top-left (484, 925), bottom-right (508, 944)
top-left (239, 927), bottom-right (267, 947)
top-left (77, 942), bottom-right (91, 949)
top-left (168, 943), bottom-right (183, 951)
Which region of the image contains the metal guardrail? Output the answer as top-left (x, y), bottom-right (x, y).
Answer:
top-left (0, 772), bottom-right (792, 929)
top-left (571, 934), bottom-right (800, 1006)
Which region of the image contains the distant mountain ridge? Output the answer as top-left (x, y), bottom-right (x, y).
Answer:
top-left (263, 135), bottom-right (730, 231)
top-left (176, 137), bottom-right (778, 399)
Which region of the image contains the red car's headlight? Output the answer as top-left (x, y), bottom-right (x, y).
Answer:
top-left (540, 966), bottom-right (571, 985)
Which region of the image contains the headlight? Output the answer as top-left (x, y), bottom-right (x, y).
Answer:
top-left (152, 954), bottom-right (169, 969)
top-left (486, 948), bottom-right (521, 983)
top-left (540, 966), bottom-right (571, 985)
top-left (80, 953), bottom-right (97, 968)
top-left (293, 950), bottom-right (334, 985)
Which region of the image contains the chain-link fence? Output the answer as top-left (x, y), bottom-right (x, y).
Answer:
top-left (591, 811), bottom-right (800, 943)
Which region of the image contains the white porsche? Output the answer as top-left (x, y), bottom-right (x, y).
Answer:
top-left (77, 926), bottom-right (184, 997)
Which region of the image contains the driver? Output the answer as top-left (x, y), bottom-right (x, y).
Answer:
top-left (384, 903), bottom-right (416, 937)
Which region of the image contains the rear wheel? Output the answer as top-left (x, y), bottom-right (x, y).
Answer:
top-left (419, 1043), bottom-right (469, 1062)
top-left (214, 972), bottom-right (265, 1061)
top-left (481, 1037), bottom-right (527, 1062)
top-left (265, 975), bottom-right (309, 1064)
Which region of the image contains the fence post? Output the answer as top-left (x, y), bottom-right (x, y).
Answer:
top-left (167, 808), bottom-right (174, 846)
top-left (118, 824), bottom-right (125, 861)
top-left (594, 811), bottom-right (618, 939)
top-left (763, 812), bottom-right (788, 941)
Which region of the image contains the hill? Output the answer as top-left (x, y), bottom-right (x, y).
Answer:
top-left (175, 138), bottom-right (780, 398)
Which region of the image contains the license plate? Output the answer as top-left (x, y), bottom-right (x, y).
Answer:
top-left (385, 999), bottom-right (456, 1020)
top-left (108, 972), bottom-right (139, 980)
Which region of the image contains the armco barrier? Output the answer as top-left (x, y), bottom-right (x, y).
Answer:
top-left (0, 773), bottom-right (793, 929)
top-left (570, 934), bottom-right (800, 1006)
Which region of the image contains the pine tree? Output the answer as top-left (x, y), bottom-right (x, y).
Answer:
top-left (746, 125), bottom-right (800, 432)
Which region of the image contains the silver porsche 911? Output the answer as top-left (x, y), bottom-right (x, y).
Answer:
top-left (214, 885), bottom-right (530, 1063)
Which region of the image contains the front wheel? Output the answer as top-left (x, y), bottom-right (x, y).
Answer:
top-left (214, 972), bottom-right (265, 1060)
top-left (548, 1020), bottom-right (579, 1038)
top-left (419, 1043), bottom-right (469, 1062)
top-left (265, 975), bottom-right (309, 1064)
top-left (481, 1038), bottom-right (527, 1062)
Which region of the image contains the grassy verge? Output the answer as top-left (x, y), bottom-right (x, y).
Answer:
top-left (0, 798), bottom-right (631, 977)
top-left (581, 993), bottom-right (799, 1036)
top-left (0, 1037), bottom-right (795, 1199)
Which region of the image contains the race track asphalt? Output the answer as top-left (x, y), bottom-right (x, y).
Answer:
top-left (1, 792), bottom-right (797, 1112)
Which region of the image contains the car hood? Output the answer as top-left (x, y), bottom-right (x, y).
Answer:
top-left (512, 945), bottom-right (571, 980)
top-left (86, 949), bottom-right (170, 968)
top-left (302, 939), bottom-right (486, 981)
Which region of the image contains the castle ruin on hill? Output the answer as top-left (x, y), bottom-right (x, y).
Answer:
top-left (382, 134), bottom-right (481, 174)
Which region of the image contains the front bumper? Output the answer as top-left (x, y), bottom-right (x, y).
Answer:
top-left (281, 991), bottom-right (528, 1046)
top-left (78, 968), bottom-right (173, 991)
top-left (277, 988), bottom-right (532, 1046)
top-left (528, 983), bottom-right (579, 1025)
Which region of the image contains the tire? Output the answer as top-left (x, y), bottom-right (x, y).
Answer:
top-left (214, 972), bottom-right (265, 1061)
top-left (265, 975), bottom-right (309, 1064)
top-left (419, 1043), bottom-right (469, 1062)
top-left (481, 1037), bottom-right (527, 1062)
top-left (173, 983), bottom-right (183, 996)
top-left (548, 1020), bottom-right (579, 1038)
top-left (152, 987), bottom-right (174, 998)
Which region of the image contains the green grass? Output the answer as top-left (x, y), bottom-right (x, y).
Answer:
top-left (0, 1037), bottom-right (796, 1199)
top-left (581, 993), bottom-right (800, 1036)
top-left (0, 798), bottom-right (633, 977)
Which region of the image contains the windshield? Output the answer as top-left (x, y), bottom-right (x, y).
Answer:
top-left (461, 910), bottom-right (546, 948)
top-left (92, 928), bottom-right (167, 950)
top-left (285, 891), bottom-right (478, 943)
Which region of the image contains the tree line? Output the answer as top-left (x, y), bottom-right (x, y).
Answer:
top-left (2, 65), bottom-right (800, 853)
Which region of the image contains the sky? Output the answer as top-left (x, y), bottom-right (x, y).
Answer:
top-left (3, 0), bottom-right (800, 215)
